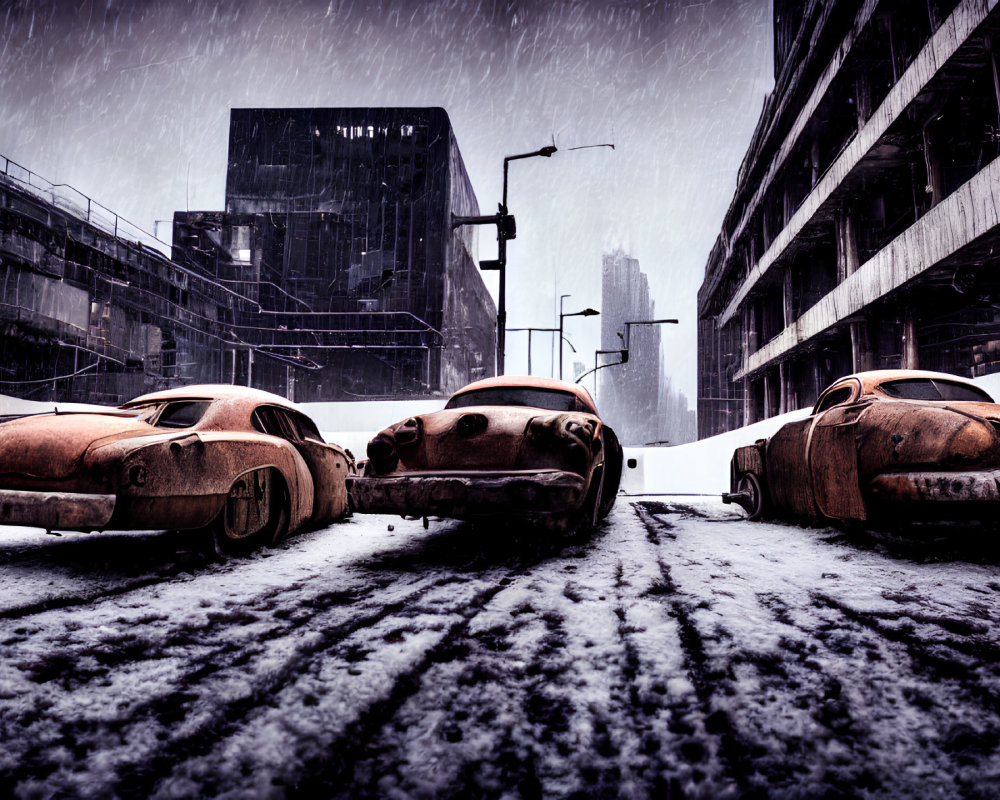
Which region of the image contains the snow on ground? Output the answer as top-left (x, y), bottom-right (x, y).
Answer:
top-left (2, 499), bottom-right (1000, 799)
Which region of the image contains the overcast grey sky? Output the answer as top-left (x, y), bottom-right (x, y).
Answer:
top-left (0, 0), bottom-right (773, 399)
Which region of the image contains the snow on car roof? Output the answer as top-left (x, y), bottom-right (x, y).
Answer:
top-left (451, 375), bottom-right (598, 413)
top-left (124, 384), bottom-right (298, 409)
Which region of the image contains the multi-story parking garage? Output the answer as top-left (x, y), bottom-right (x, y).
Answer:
top-left (697, 0), bottom-right (1000, 437)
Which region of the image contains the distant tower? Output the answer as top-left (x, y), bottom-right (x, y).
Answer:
top-left (600, 250), bottom-right (661, 445)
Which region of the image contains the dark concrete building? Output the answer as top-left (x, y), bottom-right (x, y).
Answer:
top-left (697, 0), bottom-right (1000, 437)
top-left (0, 107), bottom-right (493, 404)
top-left (173, 107), bottom-right (496, 401)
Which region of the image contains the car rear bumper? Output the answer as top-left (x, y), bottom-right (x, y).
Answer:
top-left (0, 489), bottom-right (116, 531)
top-left (348, 470), bottom-right (587, 519)
top-left (869, 470), bottom-right (1000, 505)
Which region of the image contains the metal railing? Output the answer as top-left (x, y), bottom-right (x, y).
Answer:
top-left (1, 154), bottom-right (171, 257)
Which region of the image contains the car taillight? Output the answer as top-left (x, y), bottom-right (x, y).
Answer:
top-left (367, 432), bottom-right (399, 474)
top-left (395, 417), bottom-right (423, 446)
top-left (456, 412), bottom-right (488, 437)
top-left (526, 413), bottom-right (597, 468)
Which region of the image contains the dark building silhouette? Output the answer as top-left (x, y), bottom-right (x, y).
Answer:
top-left (0, 107), bottom-right (494, 404)
top-left (599, 250), bottom-right (662, 445)
top-left (698, 0), bottom-right (1000, 437)
top-left (174, 107), bottom-right (496, 401)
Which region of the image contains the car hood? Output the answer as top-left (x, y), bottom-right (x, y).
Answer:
top-left (0, 411), bottom-right (162, 480)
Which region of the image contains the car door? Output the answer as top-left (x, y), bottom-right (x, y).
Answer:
top-left (766, 416), bottom-right (818, 518)
top-left (807, 381), bottom-right (868, 521)
top-left (279, 409), bottom-right (350, 524)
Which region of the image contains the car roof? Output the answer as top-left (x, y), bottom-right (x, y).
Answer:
top-left (124, 384), bottom-right (299, 411)
top-left (836, 369), bottom-right (983, 396)
top-left (452, 375), bottom-right (598, 414)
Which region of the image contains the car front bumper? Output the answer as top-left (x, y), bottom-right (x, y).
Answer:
top-left (869, 470), bottom-right (1000, 505)
top-left (348, 470), bottom-right (587, 520)
top-left (0, 489), bottom-right (116, 531)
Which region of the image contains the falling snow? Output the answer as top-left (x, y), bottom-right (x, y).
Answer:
top-left (0, 0), bottom-right (774, 396)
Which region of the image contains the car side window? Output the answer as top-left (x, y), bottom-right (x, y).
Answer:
top-left (291, 411), bottom-right (325, 443)
top-left (813, 386), bottom-right (853, 414)
top-left (252, 406), bottom-right (298, 441)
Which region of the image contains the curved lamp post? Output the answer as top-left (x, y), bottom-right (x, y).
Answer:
top-left (575, 318), bottom-right (679, 386)
top-left (559, 297), bottom-right (600, 380)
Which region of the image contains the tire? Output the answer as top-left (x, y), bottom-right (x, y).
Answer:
top-left (736, 472), bottom-right (766, 521)
top-left (213, 468), bottom-right (289, 556)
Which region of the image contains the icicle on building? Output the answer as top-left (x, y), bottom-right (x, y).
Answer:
top-left (697, 0), bottom-right (1000, 438)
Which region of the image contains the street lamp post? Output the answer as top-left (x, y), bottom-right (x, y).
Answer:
top-left (493, 146), bottom-right (557, 374)
top-left (506, 326), bottom-right (557, 375)
top-left (559, 300), bottom-right (600, 380)
top-left (574, 318), bottom-right (679, 387)
top-left (452, 142), bottom-right (613, 376)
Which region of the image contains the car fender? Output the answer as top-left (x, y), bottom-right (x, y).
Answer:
top-left (807, 402), bottom-right (870, 521)
top-left (96, 433), bottom-right (315, 535)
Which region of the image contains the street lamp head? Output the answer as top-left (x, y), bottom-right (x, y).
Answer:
top-left (580, 308), bottom-right (599, 317)
top-left (537, 145), bottom-right (558, 157)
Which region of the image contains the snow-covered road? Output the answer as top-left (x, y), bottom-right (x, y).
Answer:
top-left (2, 499), bottom-right (1000, 799)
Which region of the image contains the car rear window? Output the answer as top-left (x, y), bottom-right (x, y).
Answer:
top-left (122, 400), bottom-right (210, 427)
top-left (152, 401), bottom-right (211, 428)
top-left (446, 387), bottom-right (591, 413)
top-left (878, 378), bottom-right (994, 403)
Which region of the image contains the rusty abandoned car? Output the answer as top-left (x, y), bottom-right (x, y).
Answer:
top-left (348, 375), bottom-right (622, 533)
top-left (0, 385), bottom-right (354, 553)
top-left (723, 369), bottom-right (1000, 526)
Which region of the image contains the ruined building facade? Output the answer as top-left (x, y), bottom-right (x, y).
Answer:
top-left (697, 0), bottom-right (1000, 437)
top-left (0, 157), bottom-right (230, 404)
top-left (174, 107), bottom-right (496, 401)
top-left (0, 108), bottom-right (494, 404)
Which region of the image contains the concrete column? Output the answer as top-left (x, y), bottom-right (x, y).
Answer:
top-left (745, 302), bottom-right (758, 356)
top-left (922, 121), bottom-right (944, 208)
top-left (810, 139), bottom-right (821, 188)
top-left (783, 267), bottom-right (795, 328)
top-left (763, 372), bottom-right (773, 420)
top-left (779, 360), bottom-right (790, 414)
top-left (743, 377), bottom-right (755, 426)
top-left (850, 319), bottom-right (874, 373)
top-left (855, 69), bottom-right (872, 128)
top-left (835, 205), bottom-right (860, 283)
top-left (901, 305), bottom-right (919, 369)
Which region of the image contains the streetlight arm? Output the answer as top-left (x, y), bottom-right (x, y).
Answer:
top-left (623, 318), bottom-right (679, 348)
top-left (575, 349), bottom-right (628, 384)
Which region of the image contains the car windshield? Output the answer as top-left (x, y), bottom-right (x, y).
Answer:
top-left (122, 400), bottom-right (211, 428)
top-left (446, 387), bottom-right (591, 413)
top-left (878, 378), bottom-right (994, 403)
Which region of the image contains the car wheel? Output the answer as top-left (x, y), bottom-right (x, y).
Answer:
top-left (736, 472), bottom-right (766, 520)
top-left (214, 468), bottom-right (289, 556)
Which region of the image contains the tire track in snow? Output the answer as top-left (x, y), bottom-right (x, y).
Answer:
top-left (1, 574), bottom-right (444, 798)
top-left (812, 591), bottom-right (1000, 714)
top-left (634, 500), bottom-right (756, 796)
top-left (267, 578), bottom-right (513, 798)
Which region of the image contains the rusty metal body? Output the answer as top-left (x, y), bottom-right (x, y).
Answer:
top-left (348, 375), bottom-right (623, 533)
top-left (0, 384), bottom-right (354, 543)
top-left (723, 370), bottom-right (1000, 524)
